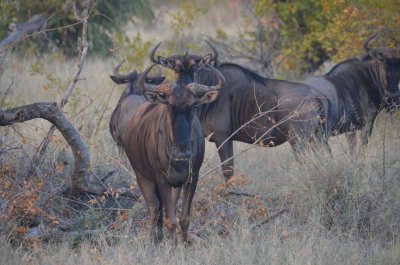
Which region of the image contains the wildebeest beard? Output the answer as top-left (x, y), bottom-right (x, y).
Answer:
top-left (165, 111), bottom-right (194, 187)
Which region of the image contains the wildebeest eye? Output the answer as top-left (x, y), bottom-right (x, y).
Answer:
top-left (191, 64), bottom-right (199, 71)
top-left (196, 92), bottom-right (205, 98)
top-left (148, 93), bottom-right (157, 101)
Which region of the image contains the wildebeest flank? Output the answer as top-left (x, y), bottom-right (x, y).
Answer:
top-left (305, 34), bottom-right (400, 155)
top-left (149, 41), bottom-right (327, 180)
top-left (109, 63), bottom-right (225, 243)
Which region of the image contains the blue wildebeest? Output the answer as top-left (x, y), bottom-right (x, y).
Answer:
top-left (109, 61), bottom-right (165, 151)
top-left (109, 62), bottom-right (225, 243)
top-left (149, 41), bottom-right (328, 180)
top-left (305, 34), bottom-right (400, 155)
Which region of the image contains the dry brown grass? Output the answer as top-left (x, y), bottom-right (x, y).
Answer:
top-left (1, 54), bottom-right (400, 264)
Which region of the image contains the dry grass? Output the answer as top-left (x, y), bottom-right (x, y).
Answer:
top-left (1, 54), bottom-right (400, 264)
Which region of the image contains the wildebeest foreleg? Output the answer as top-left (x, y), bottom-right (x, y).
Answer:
top-left (216, 139), bottom-right (234, 180)
top-left (137, 176), bottom-right (163, 243)
top-left (154, 185), bottom-right (164, 239)
top-left (179, 176), bottom-right (199, 242)
top-left (157, 179), bottom-right (178, 244)
top-left (358, 111), bottom-right (378, 155)
top-left (172, 187), bottom-right (182, 207)
top-left (345, 131), bottom-right (357, 156)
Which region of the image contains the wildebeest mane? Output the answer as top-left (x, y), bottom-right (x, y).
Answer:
top-left (219, 63), bottom-right (268, 85)
top-left (325, 58), bottom-right (360, 75)
top-left (325, 58), bottom-right (382, 110)
top-left (194, 62), bottom-right (267, 87)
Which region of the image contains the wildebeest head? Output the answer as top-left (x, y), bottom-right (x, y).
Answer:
top-left (137, 63), bottom-right (224, 168)
top-left (110, 60), bottom-right (166, 95)
top-left (149, 40), bottom-right (219, 87)
top-left (364, 34), bottom-right (400, 109)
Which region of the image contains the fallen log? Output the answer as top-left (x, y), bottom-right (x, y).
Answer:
top-left (0, 102), bottom-right (135, 197)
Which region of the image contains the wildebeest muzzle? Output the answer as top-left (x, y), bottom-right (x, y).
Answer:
top-left (170, 144), bottom-right (192, 166)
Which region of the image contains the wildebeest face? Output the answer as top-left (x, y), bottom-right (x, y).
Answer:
top-left (372, 49), bottom-right (400, 108)
top-left (383, 50), bottom-right (400, 107)
top-left (138, 64), bottom-right (224, 165)
top-left (149, 41), bottom-right (218, 87)
top-left (157, 53), bottom-right (213, 81)
top-left (364, 35), bottom-right (400, 108)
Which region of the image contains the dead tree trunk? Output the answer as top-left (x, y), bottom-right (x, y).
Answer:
top-left (29, 0), bottom-right (91, 174)
top-left (0, 15), bottom-right (46, 75)
top-left (1, 102), bottom-right (108, 195)
top-left (0, 15), bottom-right (46, 53)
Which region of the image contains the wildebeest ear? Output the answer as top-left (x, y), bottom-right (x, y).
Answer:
top-left (368, 49), bottom-right (385, 62)
top-left (158, 56), bottom-right (175, 69)
top-left (146, 76), bottom-right (166, 85)
top-left (198, 54), bottom-right (213, 68)
top-left (143, 90), bottom-right (168, 104)
top-left (195, 90), bottom-right (220, 105)
top-left (110, 75), bottom-right (128, 84)
top-left (110, 70), bottom-right (138, 84)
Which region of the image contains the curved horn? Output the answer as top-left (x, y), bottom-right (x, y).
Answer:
top-left (364, 32), bottom-right (379, 52)
top-left (205, 40), bottom-right (218, 63)
top-left (146, 65), bottom-right (163, 79)
top-left (113, 60), bottom-right (125, 76)
top-left (137, 64), bottom-right (158, 92)
top-left (188, 65), bottom-right (225, 93)
top-left (110, 60), bottom-right (138, 84)
top-left (150, 42), bottom-right (162, 64)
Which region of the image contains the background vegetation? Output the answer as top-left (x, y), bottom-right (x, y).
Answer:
top-left (0, 0), bottom-right (399, 264)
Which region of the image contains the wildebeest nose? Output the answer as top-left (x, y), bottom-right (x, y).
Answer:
top-left (171, 145), bottom-right (192, 161)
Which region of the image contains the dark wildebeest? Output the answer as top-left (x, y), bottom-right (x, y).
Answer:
top-left (305, 35), bottom-right (400, 155)
top-left (109, 62), bottom-right (225, 243)
top-left (149, 41), bottom-right (328, 180)
top-left (109, 61), bottom-right (165, 151)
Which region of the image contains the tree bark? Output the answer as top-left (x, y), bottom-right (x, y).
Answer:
top-left (0, 102), bottom-right (105, 195)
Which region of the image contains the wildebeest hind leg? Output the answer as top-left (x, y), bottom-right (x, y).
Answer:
top-left (137, 175), bottom-right (163, 243)
top-left (179, 176), bottom-right (198, 243)
top-left (216, 139), bottom-right (234, 181)
top-left (289, 138), bottom-right (305, 162)
top-left (358, 121), bottom-right (375, 156)
top-left (346, 131), bottom-right (357, 156)
top-left (312, 126), bottom-right (332, 155)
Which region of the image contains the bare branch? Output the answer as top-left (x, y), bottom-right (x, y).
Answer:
top-left (73, 0), bottom-right (83, 22)
top-left (0, 102), bottom-right (93, 194)
top-left (0, 15), bottom-right (46, 54)
top-left (0, 102), bottom-right (139, 197)
top-left (29, 0), bottom-right (91, 173)
top-left (60, 0), bottom-right (90, 108)
top-left (218, 189), bottom-right (260, 198)
top-left (251, 209), bottom-right (289, 230)
top-left (0, 78), bottom-right (13, 107)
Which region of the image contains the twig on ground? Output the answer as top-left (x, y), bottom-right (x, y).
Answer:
top-left (251, 209), bottom-right (289, 230)
top-left (0, 78), bottom-right (13, 107)
top-left (218, 189), bottom-right (260, 198)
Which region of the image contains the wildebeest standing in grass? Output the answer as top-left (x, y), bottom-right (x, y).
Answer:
top-left (150, 41), bottom-right (328, 180)
top-left (109, 62), bottom-right (225, 243)
top-left (305, 34), bottom-right (400, 155)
